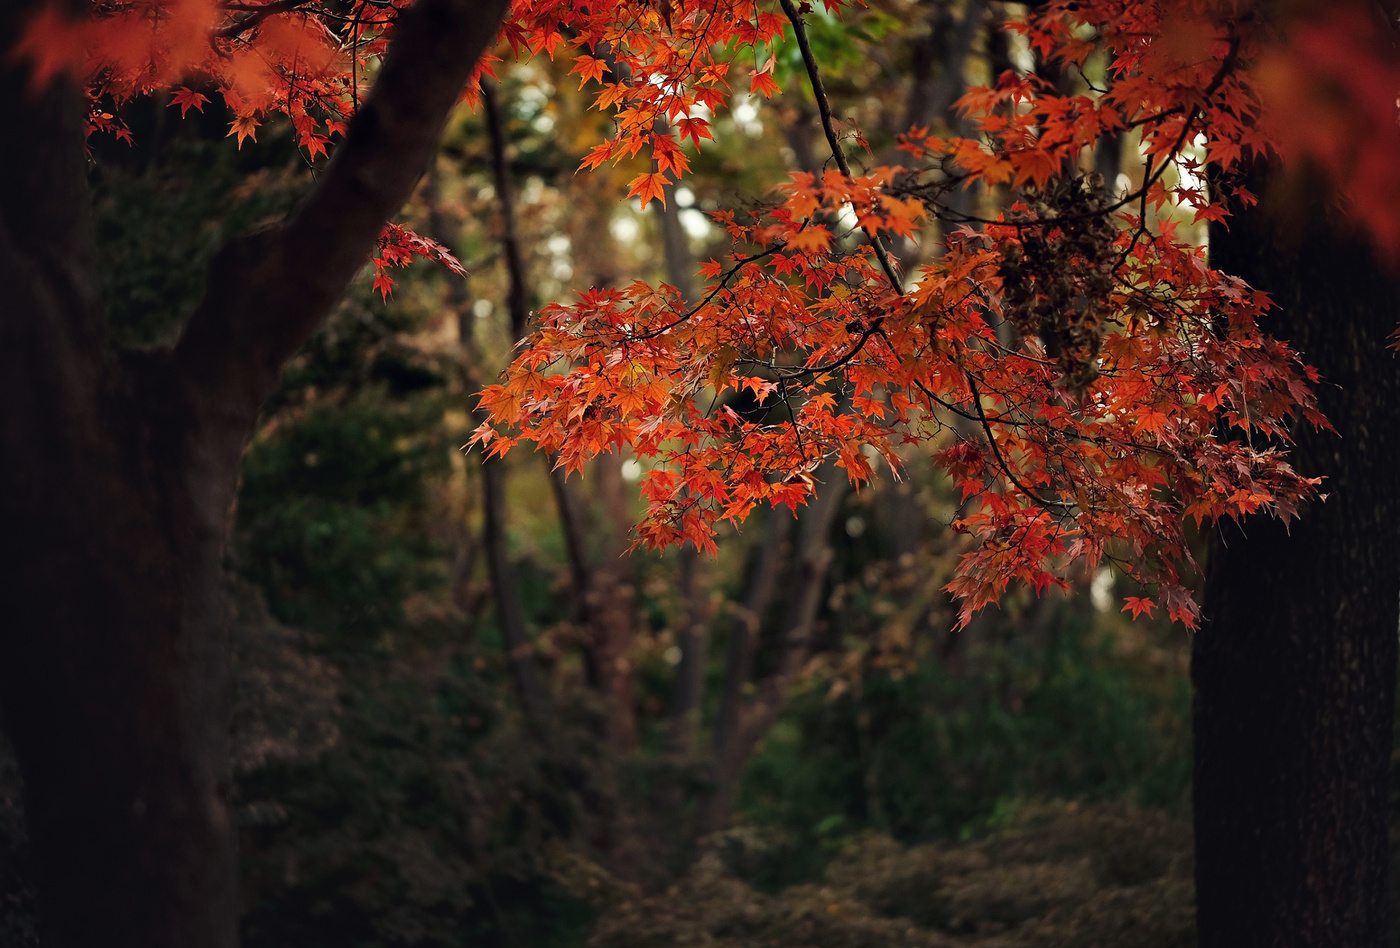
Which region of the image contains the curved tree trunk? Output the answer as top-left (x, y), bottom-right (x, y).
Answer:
top-left (0, 0), bottom-right (507, 941)
top-left (1196, 175), bottom-right (1400, 947)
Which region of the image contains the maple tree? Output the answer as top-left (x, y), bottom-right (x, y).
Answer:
top-left (460, 1), bottom-right (1400, 942)
top-left (26, 0), bottom-right (1383, 630)
top-left (4, 0), bottom-right (1400, 944)
top-left (473, 0), bottom-right (1358, 630)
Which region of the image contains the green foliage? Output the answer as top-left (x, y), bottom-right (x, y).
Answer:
top-left (232, 582), bottom-right (593, 948)
top-left (771, 8), bottom-right (902, 89)
top-left (235, 385), bottom-right (450, 640)
top-left (233, 296), bottom-right (455, 641)
top-left (229, 292), bottom-right (594, 947)
top-left (93, 122), bottom-right (306, 347)
top-left (739, 614), bottom-right (1192, 859)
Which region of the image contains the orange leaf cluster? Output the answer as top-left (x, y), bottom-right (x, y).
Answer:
top-left (371, 223), bottom-right (467, 300)
top-left (18, 0), bottom-right (389, 157)
top-left (30, 0), bottom-right (1399, 625)
top-left (509, 0), bottom-right (807, 204)
top-left (474, 0), bottom-right (1363, 627)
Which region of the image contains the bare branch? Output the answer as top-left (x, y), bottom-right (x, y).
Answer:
top-left (215, 0), bottom-right (316, 38)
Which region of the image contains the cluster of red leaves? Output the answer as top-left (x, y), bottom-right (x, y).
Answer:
top-left (16, 0), bottom-right (482, 275)
top-left (372, 223), bottom-right (466, 299)
top-left (21, 0), bottom-right (832, 302)
top-left (1020, 0), bottom-right (1400, 253)
top-left (476, 183), bottom-right (1323, 627)
top-left (16, 0), bottom-right (356, 152)
top-left (503, 0), bottom-right (807, 207)
top-left (23, 0), bottom-right (1392, 624)
top-left (1249, 6), bottom-right (1400, 252)
top-left (476, 0), bottom-right (1360, 627)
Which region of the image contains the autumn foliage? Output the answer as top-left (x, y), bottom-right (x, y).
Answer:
top-left (475, 0), bottom-right (1358, 628)
top-left (29, 0), bottom-right (1400, 626)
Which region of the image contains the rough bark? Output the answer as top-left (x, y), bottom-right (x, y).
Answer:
top-left (1195, 173), bottom-right (1400, 948)
top-left (0, 0), bottom-right (507, 942)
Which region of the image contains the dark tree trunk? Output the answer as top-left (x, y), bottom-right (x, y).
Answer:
top-left (0, 39), bottom-right (241, 946)
top-left (1196, 175), bottom-right (1400, 947)
top-left (0, 348), bottom-right (248, 948)
top-left (0, 0), bottom-right (507, 941)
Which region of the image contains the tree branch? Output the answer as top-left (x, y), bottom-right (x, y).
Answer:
top-left (215, 0), bottom-right (317, 38)
top-left (778, 0), bottom-right (902, 292)
top-left (175, 0), bottom-right (509, 420)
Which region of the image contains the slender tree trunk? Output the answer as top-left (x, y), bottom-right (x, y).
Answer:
top-left (472, 387), bottom-right (555, 725)
top-left (702, 460), bottom-right (848, 831)
top-left (651, 179), bottom-right (709, 752)
top-left (704, 505), bottom-right (790, 831)
top-left (469, 82), bottom-right (557, 726)
top-left (668, 544), bottom-right (708, 752)
top-left (483, 75), bottom-right (644, 754)
top-left (1196, 174), bottom-right (1400, 947)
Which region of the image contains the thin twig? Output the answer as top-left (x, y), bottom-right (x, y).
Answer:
top-left (777, 0), bottom-right (902, 293)
top-left (961, 360), bottom-right (1073, 512)
top-left (621, 245), bottom-right (782, 341)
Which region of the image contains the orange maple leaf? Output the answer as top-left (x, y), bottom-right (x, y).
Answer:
top-left (227, 115), bottom-right (260, 149)
top-left (750, 68), bottom-right (780, 99)
top-left (675, 116), bottom-right (713, 148)
top-left (786, 225), bottom-right (831, 254)
top-left (626, 171), bottom-right (669, 208)
top-left (571, 54), bottom-right (608, 88)
top-left (168, 87), bottom-right (209, 118)
top-left (1121, 596), bottom-right (1156, 620)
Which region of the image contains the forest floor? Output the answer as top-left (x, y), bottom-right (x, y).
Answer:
top-left (567, 800), bottom-right (1196, 948)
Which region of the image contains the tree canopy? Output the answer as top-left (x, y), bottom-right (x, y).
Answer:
top-left (24, 0), bottom-right (1398, 626)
